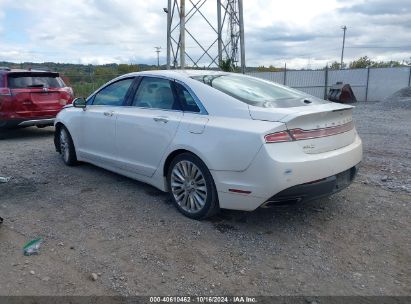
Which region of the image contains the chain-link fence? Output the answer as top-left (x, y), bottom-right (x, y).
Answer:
top-left (248, 66), bottom-right (411, 101)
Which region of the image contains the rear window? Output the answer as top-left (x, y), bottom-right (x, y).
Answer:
top-left (192, 74), bottom-right (327, 108)
top-left (7, 73), bottom-right (65, 89)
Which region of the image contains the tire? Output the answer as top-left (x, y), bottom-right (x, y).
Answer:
top-left (167, 153), bottom-right (219, 220)
top-left (58, 126), bottom-right (77, 166)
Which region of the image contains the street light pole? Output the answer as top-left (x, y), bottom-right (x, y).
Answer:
top-left (340, 25), bottom-right (347, 69)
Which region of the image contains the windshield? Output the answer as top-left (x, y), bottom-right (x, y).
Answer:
top-left (192, 74), bottom-right (326, 108)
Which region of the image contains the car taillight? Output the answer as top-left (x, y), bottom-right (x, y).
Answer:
top-left (289, 121), bottom-right (354, 140)
top-left (265, 122), bottom-right (354, 143)
top-left (62, 87), bottom-right (74, 97)
top-left (264, 131), bottom-right (293, 143)
top-left (60, 87), bottom-right (74, 104)
top-left (0, 88), bottom-right (11, 96)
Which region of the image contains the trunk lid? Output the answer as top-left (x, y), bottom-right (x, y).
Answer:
top-left (249, 102), bottom-right (357, 154)
top-left (10, 88), bottom-right (68, 119)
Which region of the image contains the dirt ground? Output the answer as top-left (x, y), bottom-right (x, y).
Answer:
top-left (0, 101), bottom-right (410, 296)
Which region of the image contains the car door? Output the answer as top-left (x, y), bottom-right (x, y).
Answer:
top-left (76, 77), bottom-right (135, 167)
top-left (115, 77), bottom-right (183, 177)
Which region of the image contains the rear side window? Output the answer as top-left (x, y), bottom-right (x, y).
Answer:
top-left (0, 74), bottom-right (4, 87)
top-left (7, 73), bottom-right (65, 89)
top-left (174, 82), bottom-right (200, 113)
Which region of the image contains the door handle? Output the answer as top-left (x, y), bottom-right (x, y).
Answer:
top-left (153, 117), bottom-right (169, 123)
top-left (103, 111), bottom-right (114, 117)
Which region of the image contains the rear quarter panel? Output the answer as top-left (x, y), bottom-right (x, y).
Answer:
top-left (171, 114), bottom-right (287, 171)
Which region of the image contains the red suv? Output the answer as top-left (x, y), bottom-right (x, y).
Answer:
top-left (0, 67), bottom-right (74, 129)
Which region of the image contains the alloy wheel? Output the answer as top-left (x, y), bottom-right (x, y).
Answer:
top-left (59, 129), bottom-right (70, 163)
top-left (170, 160), bottom-right (208, 213)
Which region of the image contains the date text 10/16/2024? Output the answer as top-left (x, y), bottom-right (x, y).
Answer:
top-left (149, 296), bottom-right (257, 303)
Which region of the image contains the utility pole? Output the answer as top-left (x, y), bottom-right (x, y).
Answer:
top-left (154, 47), bottom-right (161, 68)
top-left (340, 25), bottom-right (347, 69)
top-left (180, 0), bottom-right (185, 69)
top-left (165, 1), bottom-right (171, 69)
top-left (217, 0), bottom-right (223, 65)
top-left (238, 0), bottom-right (245, 73)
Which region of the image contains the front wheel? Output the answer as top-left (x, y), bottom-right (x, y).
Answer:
top-left (167, 153), bottom-right (219, 220)
top-left (59, 127), bottom-right (77, 166)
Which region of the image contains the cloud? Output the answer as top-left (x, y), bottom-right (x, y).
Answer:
top-left (0, 0), bottom-right (410, 68)
top-left (244, 0), bottom-right (411, 67)
top-left (338, 0), bottom-right (411, 15)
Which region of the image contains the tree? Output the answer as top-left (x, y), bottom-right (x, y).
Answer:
top-left (118, 64), bottom-right (140, 74)
top-left (371, 60), bottom-right (403, 68)
top-left (348, 56), bottom-right (407, 69)
top-left (219, 58), bottom-right (235, 72)
top-left (349, 56), bottom-right (373, 69)
top-left (256, 65), bottom-right (282, 72)
top-left (329, 61), bottom-right (343, 69)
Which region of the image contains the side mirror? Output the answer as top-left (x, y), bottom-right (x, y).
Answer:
top-left (73, 97), bottom-right (87, 109)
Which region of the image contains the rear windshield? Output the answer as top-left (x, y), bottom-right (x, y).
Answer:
top-left (7, 73), bottom-right (65, 89)
top-left (192, 74), bottom-right (326, 108)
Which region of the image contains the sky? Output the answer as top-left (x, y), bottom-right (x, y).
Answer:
top-left (0, 0), bottom-right (410, 69)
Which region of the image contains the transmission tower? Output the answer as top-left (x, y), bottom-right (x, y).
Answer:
top-left (165, 0), bottom-right (245, 73)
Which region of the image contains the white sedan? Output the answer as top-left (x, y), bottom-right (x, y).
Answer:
top-left (54, 70), bottom-right (362, 219)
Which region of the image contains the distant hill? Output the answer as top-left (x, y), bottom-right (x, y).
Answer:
top-left (0, 61), bottom-right (160, 73)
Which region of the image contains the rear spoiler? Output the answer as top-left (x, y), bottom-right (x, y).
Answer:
top-left (7, 72), bottom-right (60, 78)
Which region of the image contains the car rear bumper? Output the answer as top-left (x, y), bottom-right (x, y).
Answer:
top-left (0, 118), bottom-right (55, 129)
top-left (261, 165), bottom-right (358, 207)
top-left (211, 134), bottom-right (363, 211)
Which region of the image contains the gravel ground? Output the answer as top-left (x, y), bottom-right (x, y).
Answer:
top-left (0, 99), bottom-right (410, 296)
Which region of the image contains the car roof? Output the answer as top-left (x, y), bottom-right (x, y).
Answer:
top-left (174, 69), bottom-right (228, 77)
top-left (120, 69), bottom-right (230, 81)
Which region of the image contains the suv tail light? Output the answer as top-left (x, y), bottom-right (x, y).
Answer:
top-left (0, 88), bottom-right (11, 96)
top-left (59, 99), bottom-right (68, 105)
top-left (61, 87), bottom-right (74, 97)
top-left (265, 122), bottom-right (354, 143)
